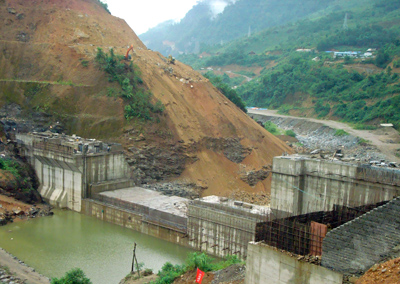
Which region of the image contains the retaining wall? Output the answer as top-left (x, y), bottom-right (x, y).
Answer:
top-left (322, 197), bottom-right (400, 275)
top-left (187, 200), bottom-right (265, 259)
top-left (82, 199), bottom-right (190, 247)
top-left (271, 156), bottom-right (400, 215)
top-left (245, 242), bottom-right (343, 284)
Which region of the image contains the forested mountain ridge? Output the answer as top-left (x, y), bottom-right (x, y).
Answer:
top-left (140, 0), bottom-right (335, 56)
top-left (177, 0), bottom-right (400, 129)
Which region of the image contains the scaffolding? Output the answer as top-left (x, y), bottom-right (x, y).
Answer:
top-left (256, 200), bottom-right (388, 257)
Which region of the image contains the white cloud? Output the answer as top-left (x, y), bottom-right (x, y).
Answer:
top-left (102, 0), bottom-right (198, 34)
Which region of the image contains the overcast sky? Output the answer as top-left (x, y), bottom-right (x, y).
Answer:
top-left (102, 0), bottom-right (199, 35)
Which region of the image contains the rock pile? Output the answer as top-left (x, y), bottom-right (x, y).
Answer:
top-left (0, 267), bottom-right (25, 284)
top-left (142, 182), bottom-right (202, 199)
top-left (0, 205), bottom-right (53, 226)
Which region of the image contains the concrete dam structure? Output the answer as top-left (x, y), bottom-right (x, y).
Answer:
top-left (271, 156), bottom-right (400, 215)
top-left (16, 132), bottom-right (133, 211)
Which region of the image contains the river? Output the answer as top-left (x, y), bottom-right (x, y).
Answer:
top-left (0, 209), bottom-right (194, 284)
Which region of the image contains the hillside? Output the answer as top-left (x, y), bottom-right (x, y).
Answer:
top-left (178, 0), bottom-right (400, 129)
top-left (140, 0), bottom-right (335, 56)
top-left (0, 0), bottom-right (292, 197)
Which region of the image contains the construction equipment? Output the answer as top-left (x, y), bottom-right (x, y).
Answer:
top-left (167, 55), bottom-right (175, 65)
top-left (125, 44), bottom-right (134, 60)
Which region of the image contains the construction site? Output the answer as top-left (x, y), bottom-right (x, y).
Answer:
top-left (13, 131), bottom-right (400, 283)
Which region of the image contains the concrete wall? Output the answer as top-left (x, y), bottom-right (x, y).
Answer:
top-left (88, 179), bottom-right (135, 196)
top-left (187, 201), bottom-right (264, 259)
top-left (322, 197), bottom-right (400, 275)
top-left (84, 153), bottom-right (130, 184)
top-left (34, 156), bottom-right (82, 211)
top-left (271, 156), bottom-right (400, 215)
top-left (16, 133), bottom-right (132, 212)
top-left (82, 199), bottom-right (190, 247)
top-left (245, 242), bottom-right (343, 284)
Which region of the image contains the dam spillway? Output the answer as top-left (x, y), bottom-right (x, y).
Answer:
top-left (16, 132), bottom-right (133, 212)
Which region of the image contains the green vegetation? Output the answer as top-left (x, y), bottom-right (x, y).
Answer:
top-left (0, 158), bottom-right (36, 192)
top-left (334, 129), bottom-right (349, 137)
top-left (203, 72), bottom-right (247, 112)
top-left (152, 252), bottom-right (243, 284)
top-left (95, 0), bottom-right (110, 14)
top-left (173, 0), bottom-right (400, 129)
top-left (352, 123), bottom-right (377, 130)
top-left (263, 121), bottom-right (280, 135)
top-left (51, 268), bottom-right (91, 284)
top-left (80, 59), bottom-right (89, 68)
top-left (285, 130), bottom-right (296, 137)
top-left (141, 0), bottom-right (335, 56)
top-left (95, 48), bottom-right (164, 121)
top-left (358, 138), bottom-right (370, 145)
top-left (0, 158), bottom-right (23, 179)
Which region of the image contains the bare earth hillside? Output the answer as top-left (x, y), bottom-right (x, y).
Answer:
top-left (0, 0), bottom-right (291, 196)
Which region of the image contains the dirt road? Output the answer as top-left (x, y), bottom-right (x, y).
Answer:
top-left (0, 248), bottom-right (50, 284)
top-left (248, 109), bottom-right (400, 163)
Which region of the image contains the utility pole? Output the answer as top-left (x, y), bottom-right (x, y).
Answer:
top-left (131, 243), bottom-right (140, 277)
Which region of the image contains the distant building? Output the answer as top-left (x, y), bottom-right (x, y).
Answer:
top-left (312, 56), bottom-right (320, 62)
top-left (333, 51), bottom-right (361, 58)
top-left (248, 51), bottom-right (256, 55)
top-left (363, 52), bottom-right (374, 58)
top-left (296, 48), bottom-right (312, 52)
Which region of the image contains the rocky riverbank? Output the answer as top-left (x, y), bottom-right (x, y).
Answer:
top-left (250, 111), bottom-right (400, 164)
top-left (0, 248), bottom-right (50, 284)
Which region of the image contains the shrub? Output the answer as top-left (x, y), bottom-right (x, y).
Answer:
top-left (152, 253), bottom-right (243, 284)
top-left (80, 60), bottom-right (89, 67)
top-left (95, 48), bottom-right (164, 121)
top-left (278, 104), bottom-right (293, 115)
top-left (285, 129), bottom-right (296, 137)
top-left (334, 129), bottom-right (349, 136)
top-left (264, 121), bottom-right (280, 135)
top-left (51, 268), bottom-right (91, 284)
top-left (96, 0), bottom-right (111, 14)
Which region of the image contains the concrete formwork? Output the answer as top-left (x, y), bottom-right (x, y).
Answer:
top-left (271, 156), bottom-right (400, 215)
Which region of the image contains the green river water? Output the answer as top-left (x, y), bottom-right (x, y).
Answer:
top-left (0, 209), bottom-right (194, 284)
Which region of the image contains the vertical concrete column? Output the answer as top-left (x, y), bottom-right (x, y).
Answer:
top-left (271, 157), bottom-right (305, 215)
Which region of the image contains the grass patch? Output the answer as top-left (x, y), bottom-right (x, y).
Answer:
top-left (334, 129), bottom-right (349, 137)
top-left (151, 252), bottom-right (243, 284)
top-left (264, 121), bottom-right (281, 135)
top-left (352, 123), bottom-right (378, 130)
top-left (285, 129), bottom-right (296, 137)
top-left (358, 138), bottom-right (371, 145)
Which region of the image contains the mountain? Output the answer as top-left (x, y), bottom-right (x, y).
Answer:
top-left (0, 0), bottom-right (291, 197)
top-left (178, 0), bottom-right (400, 129)
top-left (140, 0), bottom-right (335, 56)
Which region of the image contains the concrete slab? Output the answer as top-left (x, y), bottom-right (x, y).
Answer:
top-left (100, 187), bottom-right (189, 217)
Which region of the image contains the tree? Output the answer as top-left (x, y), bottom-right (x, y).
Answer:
top-left (51, 268), bottom-right (92, 284)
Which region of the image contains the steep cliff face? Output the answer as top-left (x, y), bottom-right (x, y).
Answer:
top-left (0, 0), bottom-right (292, 196)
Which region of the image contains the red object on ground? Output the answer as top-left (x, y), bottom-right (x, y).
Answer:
top-left (196, 268), bottom-right (205, 284)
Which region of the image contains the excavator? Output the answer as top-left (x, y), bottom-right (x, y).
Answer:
top-left (125, 44), bottom-right (134, 60)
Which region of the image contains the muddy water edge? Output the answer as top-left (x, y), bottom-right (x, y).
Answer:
top-left (0, 209), bottom-right (194, 284)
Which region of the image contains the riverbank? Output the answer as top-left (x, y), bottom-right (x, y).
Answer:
top-left (0, 247), bottom-right (50, 284)
top-left (0, 194), bottom-right (53, 226)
